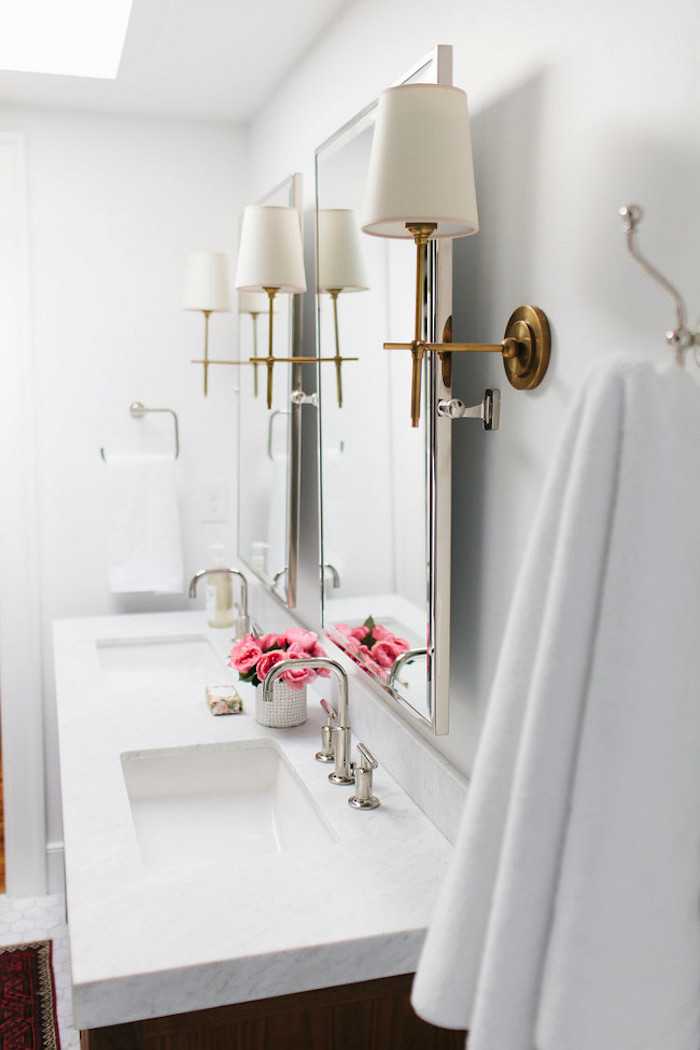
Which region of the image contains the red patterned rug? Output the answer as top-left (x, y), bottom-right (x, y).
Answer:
top-left (0, 941), bottom-right (60, 1049)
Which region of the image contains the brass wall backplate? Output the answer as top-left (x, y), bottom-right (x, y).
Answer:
top-left (502, 305), bottom-right (551, 390)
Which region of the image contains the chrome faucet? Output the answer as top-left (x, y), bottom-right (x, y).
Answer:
top-left (386, 647), bottom-right (427, 692)
top-left (262, 657), bottom-right (354, 785)
top-left (188, 567), bottom-right (250, 640)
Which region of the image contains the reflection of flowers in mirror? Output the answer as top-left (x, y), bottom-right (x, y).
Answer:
top-left (228, 629), bottom-right (330, 691)
top-left (334, 617), bottom-right (410, 680)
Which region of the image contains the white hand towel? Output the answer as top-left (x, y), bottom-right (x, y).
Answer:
top-left (106, 453), bottom-right (184, 594)
top-left (412, 357), bottom-right (700, 1050)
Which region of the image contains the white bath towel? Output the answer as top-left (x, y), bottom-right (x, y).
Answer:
top-left (106, 453), bottom-right (184, 594)
top-left (412, 357), bottom-right (700, 1050)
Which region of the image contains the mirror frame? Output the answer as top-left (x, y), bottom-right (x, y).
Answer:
top-left (315, 46), bottom-right (453, 734)
top-left (236, 172), bottom-right (304, 610)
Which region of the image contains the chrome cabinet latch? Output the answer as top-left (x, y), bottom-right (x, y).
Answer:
top-left (290, 389), bottom-right (318, 406)
top-left (437, 388), bottom-right (500, 429)
top-left (349, 743), bottom-right (380, 810)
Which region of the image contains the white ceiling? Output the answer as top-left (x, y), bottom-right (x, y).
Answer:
top-left (0, 0), bottom-right (351, 122)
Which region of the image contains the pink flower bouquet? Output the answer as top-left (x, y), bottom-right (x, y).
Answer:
top-left (333, 616), bottom-right (409, 680)
top-left (228, 628), bottom-right (329, 691)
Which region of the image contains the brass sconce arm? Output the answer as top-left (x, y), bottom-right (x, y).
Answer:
top-left (388, 222), bottom-right (551, 428)
top-left (247, 353), bottom-right (359, 409)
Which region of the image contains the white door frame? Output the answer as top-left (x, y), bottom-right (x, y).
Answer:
top-left (0, 133), bottom-right (48, 896)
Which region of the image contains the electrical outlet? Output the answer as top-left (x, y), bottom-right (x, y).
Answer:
top-left (200, 480), bottom-right (227, 523)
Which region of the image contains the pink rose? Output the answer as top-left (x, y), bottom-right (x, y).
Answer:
top-left (228, 639), bottom-right (263, 675)
top-left (286, 641), bottom-right (312, 662)
top-left (340, 633), bottom-right (362, 654)
top-left (358, 646), bottom-right (387, 679)
top-left (307, 639), bottom-right (330, 675)
top-left (284, 627), bottom-right (318, 650)
top-left (370, 639), bottom-right (406, 669)
top-left (256, 649), bottom-right (286, 682)
top-left (259, 633), bottom-right (287, 651)
top-left (281, 664), bottom-right (316, 690)
top-left (229, 634), bottom-right (256, 661)
top-left (372, 627), bottom-right (409, 651)
top-left (370, 624), bottom-right (392, 642)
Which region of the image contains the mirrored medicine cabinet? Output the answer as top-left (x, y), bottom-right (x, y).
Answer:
top-left (237, 173), bottom-right (305, 609)
top-left (315, 47), bottom-right (454, 734)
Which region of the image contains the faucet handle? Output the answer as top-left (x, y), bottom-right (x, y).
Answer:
top-left (356, 743), bottom-right (378, 771)
top-left (349, 743), bottom-right (380, 810)
top-left (315, 699), bottom-right (336, 764)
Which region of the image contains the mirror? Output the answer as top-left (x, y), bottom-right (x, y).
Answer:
top-left (315, 48), bottom-right (453, 733)
top-left (236, 174), bottom-right (304, 608)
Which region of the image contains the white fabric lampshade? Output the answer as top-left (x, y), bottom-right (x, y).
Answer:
top-left (235, 205), bottom-right (306, 293)
top-left (182, 252), bottom-right (231, 311)
top-left (238, 290), bottom-right (275, 314)
top-left (317, 209), bottom-right (369, 292)
top-left (362, 83), bottom-right (479, 239)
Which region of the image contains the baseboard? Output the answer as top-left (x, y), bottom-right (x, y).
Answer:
top-left (46, 841), bottom-right (65, 895)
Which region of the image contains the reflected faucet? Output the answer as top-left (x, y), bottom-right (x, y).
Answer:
top-left (262, 657), bottom-right (354, 785)
top-left (272, 566), bottom-right (288, 589)
top-left (189, 567), bottom-right (250, 640)
top-left (322, 563), bottom-right (341, 589)
top-left (386, 647), bottom-right (427, 692)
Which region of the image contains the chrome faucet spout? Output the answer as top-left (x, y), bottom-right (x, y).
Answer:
top-left (189, 567), bottom-right (249, 617)
top-left (262, 657), bottom-right (353, 785)
top-left (188, 567), bottom-right (250, 638)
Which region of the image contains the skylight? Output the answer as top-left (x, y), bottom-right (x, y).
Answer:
top-left (0, 0), bottom-right (134, 79)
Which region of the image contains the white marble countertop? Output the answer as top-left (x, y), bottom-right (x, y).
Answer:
top-left (53, 611), bottom-right (454, 1030)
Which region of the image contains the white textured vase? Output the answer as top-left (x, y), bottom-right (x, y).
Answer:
top-left (255, 680), bottom-right (307, 728)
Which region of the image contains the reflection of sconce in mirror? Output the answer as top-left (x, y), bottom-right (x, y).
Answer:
top-left (183, 252), bottom-right (232, 396)
top-left (362, 83), bottom-right (551, 427)
top-left (235, 205), bottom-right (306, 409)
top-left (238, 290), bottom-right (278, 398)
top-left (317, 209), bottom-right (368, 407)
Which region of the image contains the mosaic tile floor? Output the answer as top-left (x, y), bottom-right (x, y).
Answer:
top-left (0, 893), bottom-right (79, 1049)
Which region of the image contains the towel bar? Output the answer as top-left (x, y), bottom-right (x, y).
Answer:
top-left (100, 402), bottom-right (180, 461)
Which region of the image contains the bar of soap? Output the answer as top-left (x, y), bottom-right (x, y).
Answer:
top-left (206, 685), bottom-right (243, 715)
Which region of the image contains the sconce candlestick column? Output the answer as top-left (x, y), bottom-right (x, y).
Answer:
top-left (202, 310), bottom-right (212, 397)
top-left (264, 287), bottom-right (279, 409)
top-left (328, 289), bottom-right (344, 408)
top-left (408, 223), bottom-right (436, 428)
top-left (250, 312), bottom-right (260, 397)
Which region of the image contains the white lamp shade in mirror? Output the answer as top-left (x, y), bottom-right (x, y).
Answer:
top-left (235, 205), bottom-right (307, 293)
top-left (362, 83), bottom-right (479, 239)
top-left (237, 289), bottom-right (275, 314)
top-left (182, 252), bottom-right (231, 311)
top-left (317, 209), bottom-right (369, 292)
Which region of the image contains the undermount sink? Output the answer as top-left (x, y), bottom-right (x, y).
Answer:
top-left (97, 636), bottom-right (229, 691)
top-left (121, 739), bottom-right (337, 867)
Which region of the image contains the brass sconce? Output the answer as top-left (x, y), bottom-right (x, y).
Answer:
top-left (238, 290), bottom-right (278, 397)
top-left (362, 83), bottom-right (550, 427)
top-left (183, 252), bottom-right (233, 396)
top-left (235, 205), bottom-right (307, 409)
top-left (317, 209), bottom-right (368, 407)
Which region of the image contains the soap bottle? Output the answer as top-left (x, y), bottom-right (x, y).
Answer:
top-left (205, 544), bottom-right (234, 629)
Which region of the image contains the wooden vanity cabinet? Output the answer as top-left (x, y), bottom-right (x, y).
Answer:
top-left (80, 973), bottom-right (466, 1050)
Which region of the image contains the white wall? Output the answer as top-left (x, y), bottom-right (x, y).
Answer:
top-left (247, 0), bottom-right (700, 774)
top-left (0, 106), bottom-right (247, 891)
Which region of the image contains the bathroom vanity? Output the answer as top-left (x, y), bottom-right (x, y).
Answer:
top-left (53, 611), bottom-right (465, 1048)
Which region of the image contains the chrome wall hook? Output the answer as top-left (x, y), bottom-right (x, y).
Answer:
top-left (437, 389), bottom-right (500, 430)
top-left (619, 204), bottom-right (700, 366)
